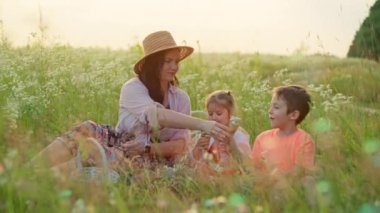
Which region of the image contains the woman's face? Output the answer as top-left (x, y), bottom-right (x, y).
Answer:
top-left (160, 49), bottom-right (180, 83)
top-left (207, 102), bottom-right (230, 126)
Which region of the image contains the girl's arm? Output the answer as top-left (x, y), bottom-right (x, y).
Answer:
top-left (192, 135), bottom-right (211, 160)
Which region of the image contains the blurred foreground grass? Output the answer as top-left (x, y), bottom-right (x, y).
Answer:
top-left (0, 44), bottom-right (379, 212)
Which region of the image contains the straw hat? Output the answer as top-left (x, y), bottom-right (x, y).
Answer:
top-left (134, 31), bottom-right (194, 74)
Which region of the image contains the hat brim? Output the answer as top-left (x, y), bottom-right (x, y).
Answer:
top-left (134, 46), bottom-right (194, 74)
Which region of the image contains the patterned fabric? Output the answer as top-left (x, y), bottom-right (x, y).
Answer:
top-left (58, 120), bottom-right (171, 172)
top-left (73, 137), bottom-right (120, 183)
top-left (58, 120), bottom-right (123, 169)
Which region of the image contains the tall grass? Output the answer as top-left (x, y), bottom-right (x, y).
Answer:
top-left (0, 43), bottom-right (379, 212)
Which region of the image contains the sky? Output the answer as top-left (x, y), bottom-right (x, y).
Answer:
top-left (0, 0), bottom-right (376, 57)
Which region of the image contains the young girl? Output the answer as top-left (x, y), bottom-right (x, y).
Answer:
top-left (192, 90), bottom-right (251, 175)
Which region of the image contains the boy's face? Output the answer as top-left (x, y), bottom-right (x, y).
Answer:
top-left (268, 95), bottom-right (297, 129)
top-left (207, 102), bottom-right (230, 126)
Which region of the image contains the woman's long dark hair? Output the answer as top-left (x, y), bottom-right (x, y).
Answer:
top-left (138, 50), bottom-right (179, 104)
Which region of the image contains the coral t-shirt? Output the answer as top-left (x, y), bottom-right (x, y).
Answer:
top-left (250, 128), bottom-right (315, 173)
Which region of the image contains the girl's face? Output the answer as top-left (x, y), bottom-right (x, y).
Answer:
top-left (160, 49), bottom-right (180, 83)
top-left (207, 102), bottom-right (230, 126)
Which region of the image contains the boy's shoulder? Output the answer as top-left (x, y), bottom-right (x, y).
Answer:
top-left (298, 128), bottom-right (314, 143)
top-left (296, 128), bottom-right (314, 142)
top-left (255, 129), bottom-right (277, 140)
top-left (255, 128), bottom-right (313, 141)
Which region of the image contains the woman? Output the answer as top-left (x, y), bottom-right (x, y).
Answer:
top-left (30, 31), bottom-right (230, 175)
top-left (115, 30), bottom-right (228, 166)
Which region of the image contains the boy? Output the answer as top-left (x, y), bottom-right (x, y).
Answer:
top-left (250, 85), bottom-right (315, 182)
top-left (250, 85), bottom-right (316, 209)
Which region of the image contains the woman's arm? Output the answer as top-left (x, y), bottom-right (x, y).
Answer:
top-left (118, 81), bottom-right (229, 140)
top-left (154, 107), bottom-right (230, 141)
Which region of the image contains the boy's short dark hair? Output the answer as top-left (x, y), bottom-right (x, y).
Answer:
top-left (273, 85), bottom-right (312, 124)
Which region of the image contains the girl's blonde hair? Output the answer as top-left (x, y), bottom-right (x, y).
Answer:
top-left (205, 90), bottom-right (235, 115)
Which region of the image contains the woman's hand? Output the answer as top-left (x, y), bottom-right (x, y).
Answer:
top-left (120, 140), bottom-right (145, 157)
top-left (202, 121), bottom-right (230, 142)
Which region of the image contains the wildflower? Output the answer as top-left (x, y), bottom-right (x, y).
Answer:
top-left (203, 195), bottom-right (227, 208)
top-left (183, 203), bottom-right (198, 213)
top-left (72, 199), bottom-right (86, 213)
top-left (254, 205), bottom-right (264, 213)
top-left (157, 198), bottom-right (168, 209)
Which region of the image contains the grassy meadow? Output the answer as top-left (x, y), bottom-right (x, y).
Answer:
top-left (0, 41), bottom-right (379, 212)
